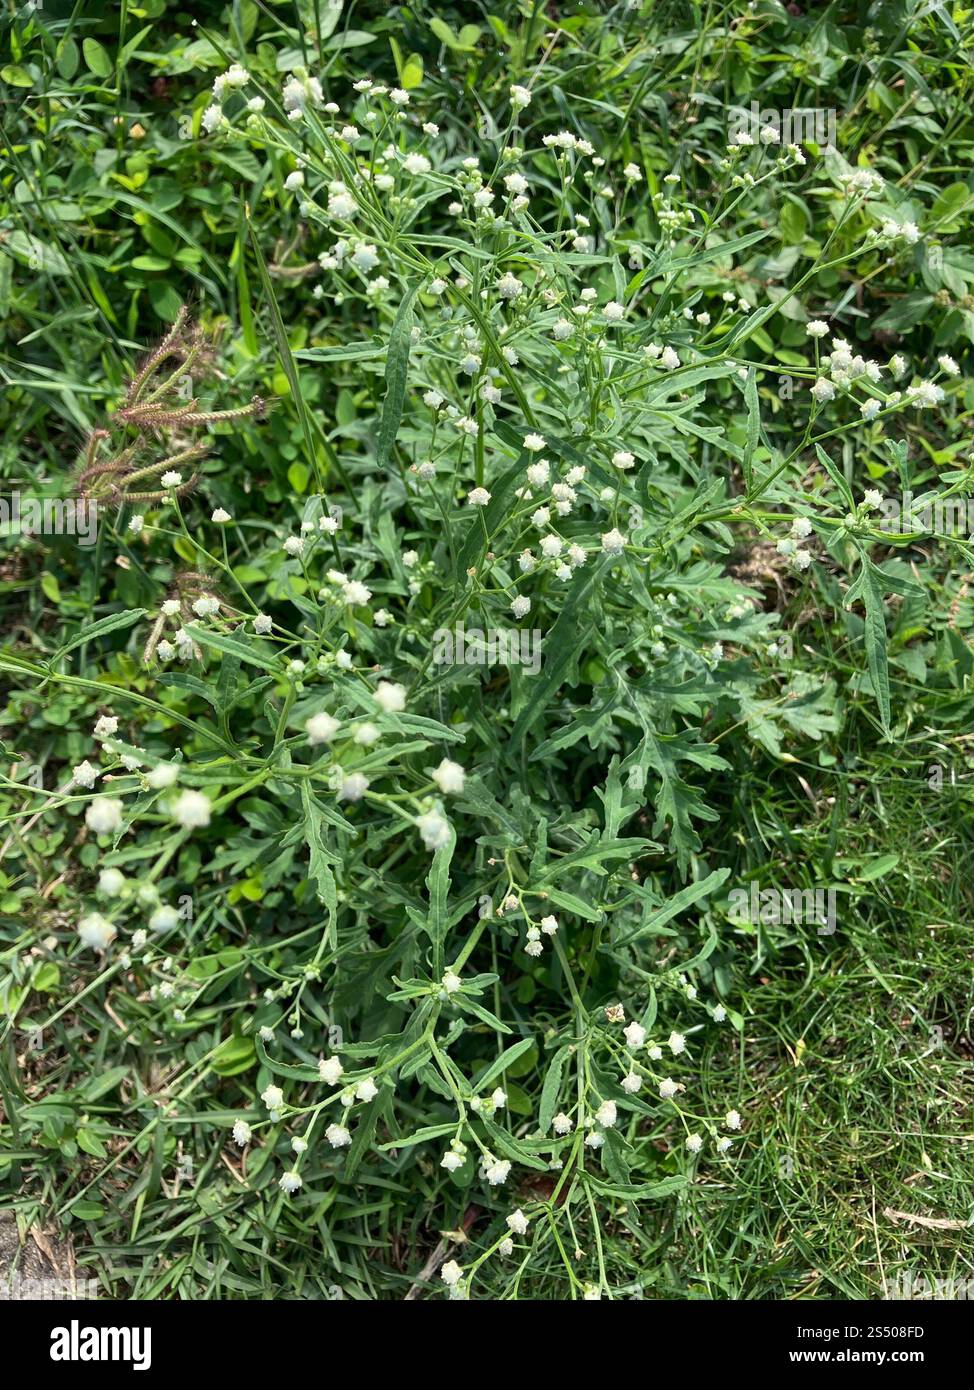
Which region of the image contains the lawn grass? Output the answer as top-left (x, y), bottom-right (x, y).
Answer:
top-left (1, 0), bottom-right (973, 1302)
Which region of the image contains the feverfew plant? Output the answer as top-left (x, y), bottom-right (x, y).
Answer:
top-left (2, 0), bottom-right (972, 1305)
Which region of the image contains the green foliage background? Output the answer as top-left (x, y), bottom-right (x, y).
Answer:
top-left (1, 0), bottom-right (973, 1300)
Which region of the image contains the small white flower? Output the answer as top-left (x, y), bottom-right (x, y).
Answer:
top-left (279, 1170), bottom-right (303, 1194)
top-left (350, 242), bottom-right (379, 273)
top-left (467, 487), bottom-right (491, 507)
top-left (161, 470), bottom-right (182, 488)
top-left (432, 758), bottom-right (465, 794)
top-left (595, 1099), bottom-right (617, 1128)
top-left (601, 528), bottom-right (626, 555)
top-left (603, 300), bottom-right (625, 322)
top-left (326, 1123), bottom-right (352, 1148)
top-left (374, 681), bottom-right (406, 713)
top-left (506, 1209), bottom-right (529, 1236)
top-left (85, 797), bottom-right (124, 835)
top-left (98, 867), bottom-right (125, 896)
top-left (327, 189), bottom-right (357, 219)
top-left (497, 271), bottom-right (523, 300)
top-left (72, 760), bottom-right (98, 789)
top-left (94, 715), bottom-right (118, 739)
top-left (884, 219), bottom-right (921, 244)
top-left (355, 1078), bottom-right (378, 1103)
top-left (284, 170), bottom-right (304, 192)
top-left (659, 1078), bottom-right (680, 1099)
top-left (338, 773), bottom-right (370, 803)
top-left (725, 1109), bottom-right (742, 1130)
top-left (484, 1158), bottom-right (511, 1185)
top-left (621, 1072), bottom-right (642, 1094)
top-left (342, 580), bottom-right (372, 607)
top-left (403, 152), bottom-right (431, 176)
top-left (806, 320), bottom-right (830, 338)
top-left (441, 1259), bottom-right (463, 1287)
top-left (552, 1112), bottom-right (573, 1135)
top-left (307, 706), bottom-right (341, 750)
top-left (907, 381), bottom-right (945, 408)
top-left (441, 1149), bottom-right (464, 1172)
top-left (441, 970), bottom-right (462, 995)
top-left (211, 508), bottom-right (231, 523)
top-left (511, 595), bottom-right (531, 620)
top-left (254, 613), bottom-right (273, 634)
top-left (318, 1056), bottom-right (344, 1085)
top-left (149, 905), bottom-right (180, 934)
top-left (612, 450), bottom-right (635, 470)
top-left (685, 1133), bottom-right (703, 1153)
top-left (668, 1031), bottom-right (686, 1055)
top-left (169, 789), bottom-right (211, 829)
top-left (145, 763), bottom-right (178, 791)
top-left (524, 432), bottom-right (546, 452)
top-left (77, 912), bottom-right (116, 953)
top-left (510, 85), bottom-right (532, 109)
top-left (261, 1084), bottom-right (284, 1111)
top-left (232, 1119), bottom-right (252, 1147)
top-left (623, 1021), bottom-right (646, 1049)
top-left (417, 810), bottom-right (451, 850)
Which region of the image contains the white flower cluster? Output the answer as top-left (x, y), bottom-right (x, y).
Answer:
top-left (72, 715), bottom-right (209, 957)
top-left (534, 1002), bottom-right (747, 1162)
